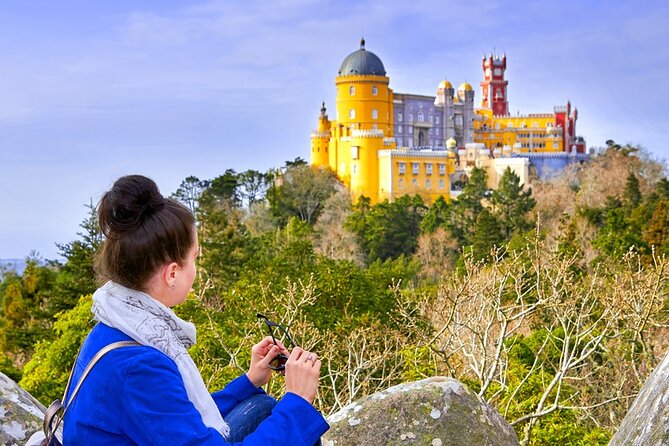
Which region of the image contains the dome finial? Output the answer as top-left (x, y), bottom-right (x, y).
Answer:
top-left (320, 101), bottom-right (327, 116)
top-left (360, 37), bottom-right (365, 50)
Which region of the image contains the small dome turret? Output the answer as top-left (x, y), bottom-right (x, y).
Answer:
top-left (438, 79), bottom-right (453, 90)
top-left (458, 82), bottom-right (473, 92)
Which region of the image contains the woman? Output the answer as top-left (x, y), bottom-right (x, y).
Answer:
top-left (63, 174), bottom-right (328, 445)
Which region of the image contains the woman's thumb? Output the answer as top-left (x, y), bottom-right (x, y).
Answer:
top-left (260, 345), bottom-right (280, 366)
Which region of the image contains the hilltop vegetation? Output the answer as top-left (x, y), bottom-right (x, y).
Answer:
top-left (2, 143), bottom-right (668, 445)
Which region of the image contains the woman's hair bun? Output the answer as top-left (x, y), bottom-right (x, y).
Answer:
top-left (98, 175), bottom-right (166, 236)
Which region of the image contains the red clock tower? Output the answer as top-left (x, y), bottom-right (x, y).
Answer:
top-left (480, 54), bottom-right (509, 116)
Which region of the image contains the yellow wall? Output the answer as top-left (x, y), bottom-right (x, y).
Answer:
top-left (377, 152), bottom-right (456, 204)
top-left (474, 110), bottom-right (564, 152)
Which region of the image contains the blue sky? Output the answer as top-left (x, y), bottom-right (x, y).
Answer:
top-left (1, 0), bottom-right (667, 260)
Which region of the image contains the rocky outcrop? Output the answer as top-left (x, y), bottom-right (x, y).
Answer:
top-left (0, 372), bottom-right (45, 446)
top-left (609, 350), bottom-right (669, 446)
top-left (322, 377), bottom-right (519, 446)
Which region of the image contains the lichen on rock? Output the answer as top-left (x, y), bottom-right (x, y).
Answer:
top-left (0, 372), bottom-right (46, 446)
top-left (323, 376), bottom-right (519, 446)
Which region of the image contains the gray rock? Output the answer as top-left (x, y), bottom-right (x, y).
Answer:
top-left (323, 377), bottom-right (520, 446)
top-left (0, 372), bottom-right (46, 445)
top-left (609, 351), bottom-right (669, 446)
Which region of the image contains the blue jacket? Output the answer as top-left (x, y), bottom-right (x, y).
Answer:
top-left (63, 323), bottom-right (329, 445)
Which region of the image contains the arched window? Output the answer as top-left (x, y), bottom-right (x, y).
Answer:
top-left (350, 86), bottom-right (355, 96)
top-left (349, 109), bottom-right (355, 119)
top-left (372, 109), bottom-right (378, 119)
top-left (418, 112), bottom-right (424, 122)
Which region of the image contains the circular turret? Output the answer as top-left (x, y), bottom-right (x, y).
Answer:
top-left (446, 137), bottom-right (457, 149)
top-left (457, 82), bottom-right (473, 101)
top-left (338, 38), bottom-right (386, 76)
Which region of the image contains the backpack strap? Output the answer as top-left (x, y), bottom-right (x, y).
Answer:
top-left (43, 340), bottom-right (140, 444)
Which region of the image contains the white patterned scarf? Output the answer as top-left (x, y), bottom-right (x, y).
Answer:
top-left (91, 281), bottom-right (230, 438)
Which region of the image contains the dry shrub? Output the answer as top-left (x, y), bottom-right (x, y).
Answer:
top-left (415, 227), bottom-right (460, 281)
top-left (313, 189), bottom-right (364, 265)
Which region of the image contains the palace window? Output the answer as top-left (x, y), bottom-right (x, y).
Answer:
top-left (412, 178), bottom-right (417, 185)
top-left (373, 124), bottom-right (377, 129)
top-left (399, 178), bottom-right (404, 189)
top-left (426, 179), bottom-right (431, 189)
top-left (436, 116), bottom-right (440, 124)
top-left (372, 86), bottom-right (378, 96)
top-left (533, 122), bottom-right (539, 128)
top-left (372, 109), bottom-right (378, 119)
top-left (350, 86), bottom-right (355, 96)
top-left (398, 162), bottom-right (406, 175)
top-left (352, 164), bottom-right (357, 174)
top-left (351, 146), bottom-right (359, 160)
top-left (439, 179), bottom-right (444, 189)
top-left (397, 126), bottom-right (402, 134)
top-left (408, 113), bottom-right (414, 122)
top-left (495, 122), bottom-right (501, 130)
top-left (507, 121), bottom-right (513, 128)
top-left (349, 109), bottom-right (355, 119)
top-left (436, 128), bottom-right (440, 136)
top-left (409, 127), bottom-right (413, 134)
top-left (438, 163), bottom-right (446, 175)
top-left (418, 112), bottom-right (424, 122)
top-left (412, 163), bottom-right (419, 175)
top-left (398, 111), bottom-right (403, 122)
top-left (426, 163), bottom-right (433, 175)
top-left (553, 141), bottom-right (559, 148)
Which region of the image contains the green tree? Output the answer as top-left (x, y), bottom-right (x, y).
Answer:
top-left (203, 169), bottom-right (240, 207)
top-left (449, 167), bottom-right (490, 245)
top-left (623, 172), bottom-right (642, 209)
top-left (173, 176), bottom-right (210, 214)
top-left (420, 195), bottom-right (450, 234)
top-left (237, 170), bottom-right (268, 207)
top-left (491, 167), bottom-right (536, 238)
top-left (592, 197), bottom-right (645, 258)
top-left (470, 209), bottom-right (504, 261)
top-left (51, 201), bottom-right (102, 313)
top-left (345, 195), bottom-right (426, 262)
top-left (271, 165), bottom-right (338, 225)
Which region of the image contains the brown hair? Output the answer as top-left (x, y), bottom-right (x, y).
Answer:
top-left (95, 175), bottom-right (195, 290)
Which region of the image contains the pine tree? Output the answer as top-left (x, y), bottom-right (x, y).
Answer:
top-left (471, 209), bottom-right (503, 261)
top-left (449, 167), bottom-right (490, 245)
top-left (624, 172), bottom-right (642, 208)
top-left (491, 167), bottom-right (536, 238)
top-left (420, 195), bottom-right (450, 234)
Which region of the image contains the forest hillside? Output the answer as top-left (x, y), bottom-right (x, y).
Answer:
top-left (1, 142), bottom-right (667, 445)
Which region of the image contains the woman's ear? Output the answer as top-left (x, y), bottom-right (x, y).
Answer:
top-left (162, 262), bottom-right (180, 289)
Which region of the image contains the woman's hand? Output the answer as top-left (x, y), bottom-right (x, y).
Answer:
top-left (284, 347), bottom-right (321, 404)
top-left (246, 336), bottom-right (289, 388)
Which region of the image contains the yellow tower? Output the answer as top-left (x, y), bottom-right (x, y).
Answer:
top-left (310, 102), bottom-right (330, 167)
top-left (326, 38), bottom-right (396, 203)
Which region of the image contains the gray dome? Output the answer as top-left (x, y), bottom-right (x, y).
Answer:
top-left (338, 39), bottom-right (386, 76)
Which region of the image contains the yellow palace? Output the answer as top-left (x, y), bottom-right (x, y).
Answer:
top-left (310, 40), bottom-right (586, 204)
